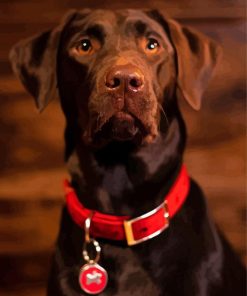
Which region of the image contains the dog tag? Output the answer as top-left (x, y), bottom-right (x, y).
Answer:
top-left (79, 262), bottom-right (108, 294)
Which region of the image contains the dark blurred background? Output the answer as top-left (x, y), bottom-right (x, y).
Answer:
top-left (0, 1), bottom-right (246, 295)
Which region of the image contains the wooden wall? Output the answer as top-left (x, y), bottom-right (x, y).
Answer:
top-left (0, 1), bottom-right (246, 295)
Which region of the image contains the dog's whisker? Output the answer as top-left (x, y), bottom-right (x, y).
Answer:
top-left (158, 103), bottom-right (169, 128)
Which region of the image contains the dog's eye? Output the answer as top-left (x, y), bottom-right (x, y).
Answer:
top-left (146, 38), bottom-right (159, 51)
top-left (79, 39), bottom-right (92, 52)
top-left (72, 37), bottom-right (101, 56)
top-left (139, 37), bottom-right (161, 55)
top-left (75, 39), bottom-right (93, 55)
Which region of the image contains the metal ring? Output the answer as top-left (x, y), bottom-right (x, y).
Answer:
top-left (84, 212), bottom-right (93, 243)
top-left (82, 238), bottom-right (101, 264)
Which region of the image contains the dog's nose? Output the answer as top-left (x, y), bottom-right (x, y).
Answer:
top-left (105, 66), bottom-right (144, 92)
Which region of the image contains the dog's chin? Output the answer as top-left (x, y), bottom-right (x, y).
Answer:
top-left (92, 112), bottom-right (147, 147)
top-left (111, 112), bottom-right (138, 141)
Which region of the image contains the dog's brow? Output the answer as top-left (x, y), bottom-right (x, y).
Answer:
top-left (86, 24), bottom-right (105, 41)
top-left (134, 21), bottom-right (147, 35)
top-left (125, 20), bottom-right (147, 36)
top-left (127, 20), bottom-right (162, 38)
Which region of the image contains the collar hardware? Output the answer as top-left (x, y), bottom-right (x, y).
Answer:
top-left (64, 165), bottom-right (190, 246)
top-left (123, 200), bottom-right (170, 246)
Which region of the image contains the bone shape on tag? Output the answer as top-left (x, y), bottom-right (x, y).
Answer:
top-left (86, 270), bottom-right (102, 285)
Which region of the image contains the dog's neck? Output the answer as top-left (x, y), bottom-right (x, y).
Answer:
top-left (66, 106), bottom-right (186, 217)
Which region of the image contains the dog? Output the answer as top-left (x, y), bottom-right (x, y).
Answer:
top-left (9, 9), bottom-right (246, 296)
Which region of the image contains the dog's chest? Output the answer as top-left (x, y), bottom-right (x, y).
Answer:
top-left (100, 244), bottom-right (160, 296)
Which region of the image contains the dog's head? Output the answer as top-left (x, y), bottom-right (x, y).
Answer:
top-left (9, 9), bottom-right (220, 151)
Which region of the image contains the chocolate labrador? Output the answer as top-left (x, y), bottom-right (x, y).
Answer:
top-left (9, 9), bottom-right (246, 296)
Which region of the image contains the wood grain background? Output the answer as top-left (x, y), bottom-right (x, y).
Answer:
top-left (0, 1), bottom-right (246, 295)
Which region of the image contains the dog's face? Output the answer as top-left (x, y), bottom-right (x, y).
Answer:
top-left (58, 10), bottom-right (176, 146)
top-left (9, 9), bottom-right (220, 150)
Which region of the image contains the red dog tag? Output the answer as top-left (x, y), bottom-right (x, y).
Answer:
top-left (79, 263), bottom-right (108, 294)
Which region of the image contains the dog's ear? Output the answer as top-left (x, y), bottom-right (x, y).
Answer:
top-left (147, 10), bottom-right (221, 110)
top-left (167, 19), bottom-right (221, 110)
top-left (9, 10), bottom-right (82, 112)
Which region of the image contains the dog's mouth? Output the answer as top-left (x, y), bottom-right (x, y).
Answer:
top-left (92, 111), bottom-right (148, 146)
top-left (110, 112), bottom-right (139, 140)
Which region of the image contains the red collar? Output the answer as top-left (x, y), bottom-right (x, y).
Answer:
top-left (64, 165), bottom-right (190, 246)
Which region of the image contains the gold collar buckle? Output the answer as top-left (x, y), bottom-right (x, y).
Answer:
top-left (123, 200), bottom-right (170, 246)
